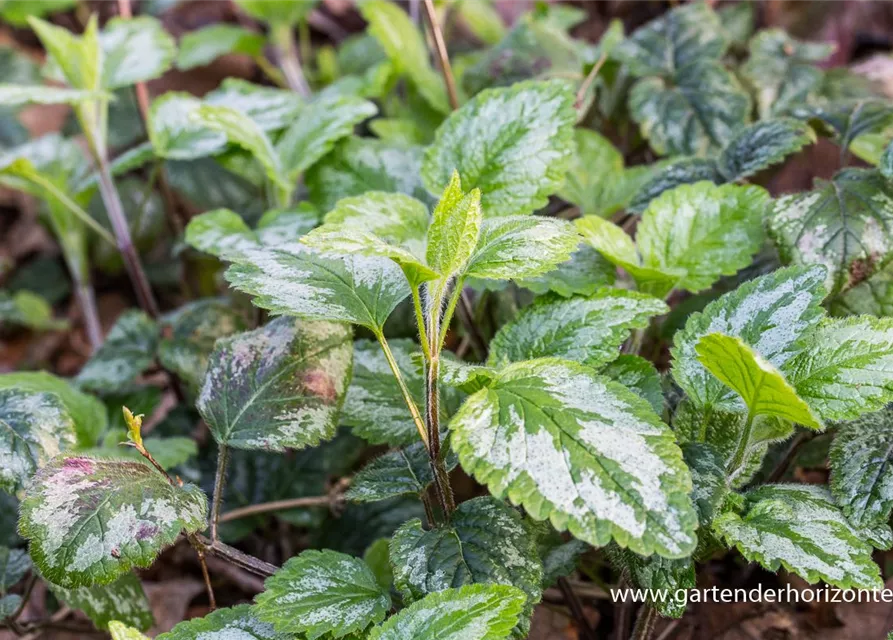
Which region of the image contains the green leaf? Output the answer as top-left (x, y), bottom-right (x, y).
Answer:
top-left (0, 594), bottom-right (21, 618)
top-left (197, 316), bottom-right (352, 451)
top-left (0, 372), bottom-right (107, 448)
top-left (0, 389), bottom-right (77, 492)
top-left (881, 139), bottom-right (893, 179)
top-left (713, 484), bottom-right (889, 589)
top-left (488, 289), bottom-right (667, 368)
top-left (346, 438), bottom-right (458, 502)
top-left (342, 339), bottom-right (426, 446)
top-left (531, 523), bottom-right (588, 589)
top-left (148, 92), bottom-right (226, 160)
top-left (559, 129), bottom-right (654, 217)
top-left (50, 572), bottom-right (153, 631)
top-left (613, 3), bottom-right (727, 77)
top-left (0, 85), bottom-right (104, 106)
top-left (0, 547), bottom-right (30, 594)
top-left (0, 0), bottom-right (76, 27)
top-left (671, 265), bottom-right (828, 411)
top-left (86, 436), bottom-right (197, 471)
top-left (792, 99), bottom-right (893, 156)
top-left (830, 406), bottom-right (893, 529)
top-left (742, 29), bottom-right (835, 118)
top-left (770, 168), bottom-right (893, 295)
top-left (716, 118), bottom-right (816, 181)
top-left (422, 80), bottom-right (575, 217)
top-left (75, 311), bottom-right (158, 394)
top-left (100, 16), bottom-right (176, 89)
top-left (449, 358), bottom-right (697, 558)
top-left (629, 60), bottom-right (751, 157)
top-left (718, 2), bottom-right (754, 46)
top-left (186, 207), bottom-right (318, 262)
top-left (19, 456), bottom-right (207, 587)
top-left (276, 94), bottom-right (377, 181)
top-left (601, 355), bottom-right (664, 416)
top-left (235, 0), bottom-right (318, 26)
top-left (366, 584), bottom-right (526, 640)
top-left (224, 245), bottom-right (410, 332)
top-left (363, 537), bottom-right (393, 591)
top-left (254, 549), bottom-right (390, 639)
top-left (612, 547), bottom-right (694, 618)
top-left (204, 79), bottom-right (303, 133)
top-left (29, 15), bottom-right (102, 93)
top-left (0, 289), bottom-right (67, 330)
top-left (427, 172), bottom-right (482, 278)
top-left (359, 0), bottom-right (449, 114)
top-left (454, 0), bottom-right (505, 45)
top-left (176, 24), bottom-right (266, 70)
top-left (109, 621), bottom-right (151, 640)
top-left (629, 158), bottom-right (720, 214)
top-left (786, 316), bottom-right (893, 421)
top-left (518, 243), bottom-right (615, 298)
top-left (390, 496), bottom-right (542, 633)
top-left (464, 216), bottom-right (579, 281)
top-left (832, 260), bottom-right (893, 317)
top-left (306, 138), bottom-right (430, 212)
top-left (695, 333), bottom-right (823, 429)
top-left (158, 604), bottom-right (289, 640)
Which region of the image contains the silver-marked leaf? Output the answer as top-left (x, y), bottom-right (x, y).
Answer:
top-left (0, 85), bottom-right (103, 106)
top-left (787, 316), bottom-right (893, 421)
top-left (254, 549), bottom-right (390, 639)
top-left (629, 158), bottom-right (720, 214)
top-left (613, 3), bottom-right (727, 77)
top-left (629, 61), bottom-right (750, 157)
top-left (18, 456), bottom-right (207, 587)
top-left (488, 289), bottom-right (667, 368)
top-left (204, 79), bottom-right (303, 132)
top-left (529, 522), bottom-right (588, 589)
top-left (0, 594), bottom-right (21, 618)
top-left (148, 92), bottom-right (226, 160)
top-left (342, 339), bottom-right (425, 446)
top-left (306, 138), bottom-right (430, 212)
top-left (427, 172), bottom-right (482, 279)
top-left (792, 99), bottom-right (893, 158)
top-left (742, 29), bottom-right (835, 119)
top-left (100, 16), bottom-right (176, 89)
top-left (0, 547), bottom-right (30, 593)
top-left (390, 496), bottom-right (543, 634)
top-left (176, 24), bottom-right (266, 70)
top-left (695, 333), bottom-right (823, 429)
top-left (518, 243), bottom-right (615, 298)
top-left (881, 139), bottom-right (893, 179)
top-left (50, 572), bottom-right (153, 631)
top-left (681, 442), bottom-right (727, 527)
top-left (714, 484), bottom-right (889, 589)
top-left (671, 265), bottom-right (828, 411)
top-left (225, 245), bottom-right (410, 331)
top-left (464, 216), bottom-right (579, 281)
top-left (0, 389), bottom-right (76, 492)
top-left (439, 359), bottom-right (496, 394)
top-left (75, 311), bottom-right (158, 393)
top-left (830, 405), bottom-right (893, 529)
top-left (611, 546), bottom-right (693, 619)
top-left (367, 583), bottom-right (526, 640)
top-left (197, 316), bottom-right (352, 451)
top-left (158, 604), bottom-right (288, 640)
top-left (449, 358), bottom-right (697, 558)
top-left (0, 372), bottom-right (107, 448)
top-left (769, 168), bottom-right (893, 296)
top-left (719, 2), bottom-right (754, 46)
top-left (276, 94), bottom-right (377, 182)
top-left (832, 260), bottom-right (893, 317)
top-left (346, 438), bottom-right (457, 502)
top-left (601, 355), bottom-right (663, 416)
top-left (422, 80), bottom-right (575, 218)
top-left (717, 118), bottom-right (815, 181)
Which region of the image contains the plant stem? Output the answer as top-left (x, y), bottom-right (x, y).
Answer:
top-left (219, 492), bottom-right (344, 523)
top-left (192, 534), bottom-right (278, 577)
top-left (557, 577), bottom-right (597, 640)
top-left (23, 172), bottom-right (116, 247)
top-left (377, 332), bottom-right (429, 448)
top-left (411, 286), bottom-right (432, 361)
top-left (210, 445), bottom-right (229, 542)
top-left (75, 281), bottom-right (103, 351)
top-left (458, 289), bottom-right (488, 359)
top-left (574, 52), bottom-right (608, 111)
top-left (272, 23), bottom-right (311, 98)
top-left (422, 0), bottom-right (459, 110)
top-left (729, 409), bottom-right (756, 481)
top-left (437, 278), bottom-right (465, 349)
top-left (631, 604), bottom-right (659, 640)
top-left (195, 547), bottom-right (217, 610)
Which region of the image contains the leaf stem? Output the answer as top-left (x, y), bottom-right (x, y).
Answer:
top-left (21, 171), bottom-right (116, 247)
top-left (574, 52), bottom-right (608, 111)
top-left (411, 285), bottom-right (432, 361)
top-left (422, 0), bottom-right (459, 110)
top-left (729, 408), bottom-right (756, 481)
top-left (437, 278), bottom-right (465, 349)
top-left (192, 534), bottom-right (278, 577)
top-left (219, 478), bottom-right (350, 523)
top-left (74, 281), bottom-right (103, 351)
top-left (210, 444), bottom-right (229, 542)
top-left (630, 604), bottom-right (659, 640)
top-left (376, 331), bottom-right (429, 448)
top-left (271, 23), bottom-right (311, 98)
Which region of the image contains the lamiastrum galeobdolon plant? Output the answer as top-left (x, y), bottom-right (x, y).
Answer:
top-left (1, 1), bottom-right (893, 639)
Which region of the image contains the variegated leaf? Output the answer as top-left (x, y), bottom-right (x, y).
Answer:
top-left (714, 484), bottom-right (890, 589)
top-left (0, 547), bottom-right (30, 593)
top-left (148, 92), bottom-right (226, 160)
top-left (449, 358), bottom-right (697, 558)
top-left (254, 549), bottom-right (390, 639)
top-left (518, 243), bottom-right (615, 298)
top-left (601, 355), bottom-right (664, 415)
top-left (49, 572), bottom-right (153, 631)
top-left (197, 316), bottom-right (352, 451)
top-left (158, 604), bottom-right (289, 640)
top-left (18, 456), bottom-right (207, 587)
top-left (204, 78), bottom-right (303, 132)
top-left (75, 311), bottom-right (158, 393)
top-left (346, 438), bottom-right (457, 502)
top-left (176, 24), bottom-right (266, 70)
top-left (610, 546), bottom-right (694, 618)
top-left (488, 289), bottom-right (667, 368)
top-left (100, 16), bottom-right (175, 89)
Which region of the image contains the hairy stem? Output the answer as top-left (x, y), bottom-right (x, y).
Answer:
top-left (272, 23), bottom-right (311, 97)
top-left (729, 409), bottom-right (756, 482)
top-left (422, 0), bottom-right (459, 110)
top-left (210, 445), bottom-right (229, 542)
top-left (377, 332), bottom-right (429, 448)
top-left (631, 604), bottom-right (659, 640)
top-left (411, 286), bottom-right (432, 361)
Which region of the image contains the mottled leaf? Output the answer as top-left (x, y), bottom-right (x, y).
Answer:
top-left (629, 158), bottom-right (720, 214)
top-left (75, 311), bottom-right (158, 393)
top-left (682, 442), bottom-right (727, 527)
top-left (50, 572), bottom-right (153, 631)
top-left (197, 316), bottom-right (352, 451)
top-left (176, 24), bottom-right (266, 70)
top-left (158, 604), bottom-right (288, 640)
top-left (449, 358), bottom-right (697, 557)
top-left (0, 547), bottom-right (30, 593)
top-left (714, 484), bottom-right (889, 589)
top-left (717, 118), bottom-right (815, 181)
top-left (18, 456), bottom-right (207, 587)
top-left (518, 243), bottom-right (615, 298)
top-left (148, 92), bottom-right (226, 160)
top-left (204, 79), bottom-right (303, 132)
top-left (488, 289), bottom-right (667, 368)
top-left (254, 549), bottom-right (390, 639)
top-left (612, 546), bottom-right (694, 618)
top-left (792, 99), bottom-right (893, 157)
top-left (0, 85), bottom-right (103, 106)
top-left (100, 16), bottom-right (176, 89)
top-left (422, 80), bottom-right (575, 217)
top-left (0, 389), bottom-right (76, 492)
top-left (601, 355), bottom-right (664, 416)
top-left (346, 438), bottom-right (457, 502)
